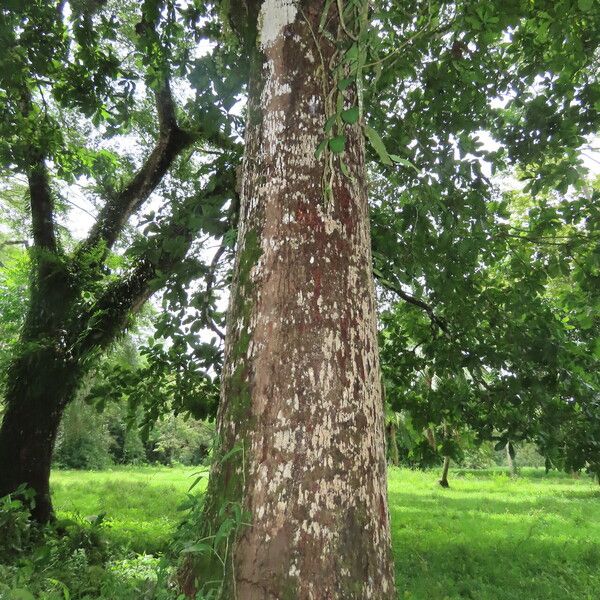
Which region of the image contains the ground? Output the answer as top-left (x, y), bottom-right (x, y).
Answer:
top-left (51, 466), bottom-right (203, 555)
top-left (387, 468), bottom-right (600, 600)
top-left (5, 467), bottom-right (599, 599)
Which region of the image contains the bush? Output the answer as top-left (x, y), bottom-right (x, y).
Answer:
top-left (0, 485), bottom-right (35, 562)
top-left (0, 503), bottom-right (178, 599)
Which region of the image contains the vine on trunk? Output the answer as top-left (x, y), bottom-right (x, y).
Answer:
top-left (308, 0), bottom-right (425, 204)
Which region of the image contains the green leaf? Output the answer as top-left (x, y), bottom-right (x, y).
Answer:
top-left (389, 154), bottom-right (419, 172)
top-left (182, 542), bottom-right (213, 554)
top-left (364, 125), bottom-right (392, 165)
top-left (578, 0), bottom-right (593, 11)
top-left (188, 471), bottom-right (208, 491)
top-left (324, 115), bottom-right (337, 133)
top-left (578, 314), bottom-right (593, 330)
top-left (214, 517), bottom-right (235, 546)
top-left (345, 43), bottom-right (359, 63)
top-left (47, 579), bottom-right (71, 600)
top-left (329, 135), bottom-right (346, 154)
top-left (220, 445), bottom-right (242, 464)
top-left (338, 77), bottom-right (354, 91)
top-left (341, 106), bottom-right (360, 124)
top-left (9, 591), bottom-right (36, 600)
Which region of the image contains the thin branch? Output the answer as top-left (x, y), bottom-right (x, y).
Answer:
top-left (200, 243), bottom-right (228, 341)
top-left (498, 228), bottom-right (600, 247)
top-left (207, 318), bottom-right (226, 341)
top-left (61, 197), bottom-right (97, 219)
top-left (362, 2), bottom-right (444, 70)
top-left (0, 239), bottom-right (29, 248)
top-left (375, 271), bottom-right (448, 332)
top-left (582, 152), bottom-right (600, 166)
top-left (505, 225), bottom-right (597, 240)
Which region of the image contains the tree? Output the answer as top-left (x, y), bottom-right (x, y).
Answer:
top-left (379, 178), bottom-right (600, 483)
top-left (179, 1), bottom-right (396, 597)
top-left (369, 0), bottom-right (600, 487)
top-left (0, 0), bottom-right (239, 522)
top-left (1, 0), bottom-right (599, 595)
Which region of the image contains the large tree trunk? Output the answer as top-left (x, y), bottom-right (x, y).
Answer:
top-left (180, 2), bottom-right (395, 598)
top-left (0, 245), bottom-right (78, 521)
top-left (0, 348), bottom-right (78, 522)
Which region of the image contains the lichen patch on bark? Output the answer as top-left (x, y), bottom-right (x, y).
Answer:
top-left (258, 0), bottom-right (299, 50)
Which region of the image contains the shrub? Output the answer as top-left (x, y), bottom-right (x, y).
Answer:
top-left (0, 485), bottom-right (35, 562)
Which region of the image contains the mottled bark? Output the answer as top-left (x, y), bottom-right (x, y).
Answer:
top-left (439, 456), bottom-right (450, 488)
top-left (182, 2), bottom-right (395, 598)
top-left (0, 347), bottom-right (79, 522)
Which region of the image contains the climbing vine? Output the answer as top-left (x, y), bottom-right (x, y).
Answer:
top-left (304, 0), bottom-right (422, 203)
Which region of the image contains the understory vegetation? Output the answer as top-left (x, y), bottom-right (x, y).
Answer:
top-left (53, 401), bottom-right (215, 470)
top-left (1, 467), bottom-right (598, 600)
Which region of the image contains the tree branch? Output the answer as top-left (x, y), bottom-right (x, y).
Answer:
top-left (82, 79), bottom-right (195, 253)
top-left (74, 167), bottom-right (236, 355)
top-left (374, 271), bottom-right (448, 332)
top-left (0, 240), bottom-right (29, 248)
top-left (18, 88), bottom-right (58, 254)
top-left (200, 243), bottom-right (228, 341)
top-left (28, 157), bottom-right (58, 252)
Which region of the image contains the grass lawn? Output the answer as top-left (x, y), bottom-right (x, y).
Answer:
top-left (388, 468), bottom-right (600, 600)
top-left (50, 466), bottom-right (600, 599)
top-left (51, 465), bottom-right (206, 554)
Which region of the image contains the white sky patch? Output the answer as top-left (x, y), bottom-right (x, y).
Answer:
top-left (258, 0), bottom-right (298, 50)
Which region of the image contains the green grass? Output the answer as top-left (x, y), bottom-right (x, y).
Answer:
top-left (51, 465), bottom-right (207, 554)
top-left (49, 466), bottom-right (600, 599)
top-left (389, 467), bottom-right (600, 600)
